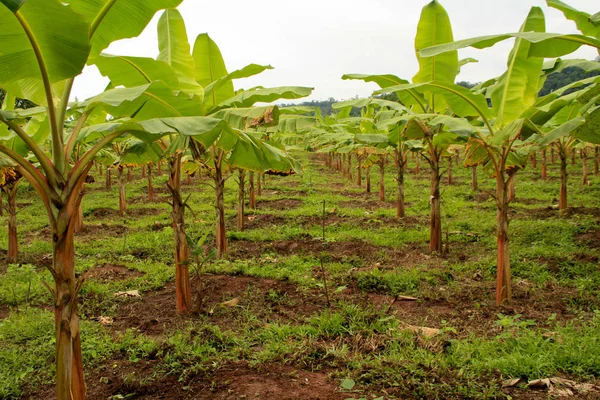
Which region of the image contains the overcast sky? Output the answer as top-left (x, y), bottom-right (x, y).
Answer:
top-left (72, 0), bottom-right (599, 103)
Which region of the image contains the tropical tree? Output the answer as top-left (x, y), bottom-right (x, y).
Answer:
top-left (403, 3), bottom-right (599, 305)
top-left (0, 1), bottom-right (184, 398)
top-left (344, 0), bottom-right (472, 252)
top-left (0, 159), bottom-right (23, 263)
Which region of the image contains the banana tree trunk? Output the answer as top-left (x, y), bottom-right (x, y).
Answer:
top-left (495, 174), bottom-right (512, 306)
top-left (53, 222), bottom-right (86, 400)
top-left (395, 151), bottom-right (406, 219)
top-left (447, 157), bottom-right (453, 185)
top-left (379, 160), bottom-right (386, 202)
top-left (347, 154), bottom-right (353, 181)
top-left (4, 185), bottom-right (18, 263)
top-left (51, 169), bottom-right (90, 400)
top-left (214, 151), bottom-right (227, 258)
top-left (559, 150), bottom-right (568, 214)
top-left (157, 161), bottom-right (162, 176)
top-left (429, 153), bottom-right (442, 253)
top-left (415, 154), bottom-right (420, 175)
top-left (118, 166), bottom-right (126, 217)
top-left (508, 176), bottom-right (516, 203)
top-left (594, 146), bottom-right (599, 176)
top-left (541, 150), bottom-right (548, 180)
top-left (249, 172), bottom-right (256, 209)
top-left (551, 148), bottom-right (556, 164)
top-left (186, 173), bottom-right (191, 186)
top-left (531, 152), bottom-right (537, 169)
top-left (141, 165), bottom-right (146, 179)
top-left (168, 154), bottom-right (192, 314)
top-left (356, 155), bottom-right (362, 186)
top-left (581, 149), bottom-right (588, 186)
top-left (127, 168), bottom-right (132, 182)
top-left (342, 154), bottom-right (347, 178)
top-left (0, 189), bottom-right (3, 217)
top-left (73, 187), bottom-right (84, 233)
top-left (365, 166), bottom-right (371, 193)
top-left (105, 167), bottom-right (112, 190)
top-left (471, 166), bottom-right (478, 191)
top-left (147, 164), bottom-right (154, 201)
top-left (455, 150), bottom-right (460, 166)
top-left (257, 173), bottom-right (262, 197)
top-left (237, 169), bottom-right (246, 232)
top-left (571, 149), bottom-right (576, 166)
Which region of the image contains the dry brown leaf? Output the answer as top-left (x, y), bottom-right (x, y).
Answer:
top-left (98, 316), bottom-right (114, 326)
top-left (114, 290), bottom-right (140, 298)
top-left (502, 378), bottom-right (521, 388)
top-left (549, 387), bottom-right (574, 397)
top-left (405, 325), bottom-right (440, 338)
top-left (396, 295), bottom-right (418, 301)
top-left (221, 298), bottom-right (240, 307)
top-left (528, 378), bottom-right (551, 389)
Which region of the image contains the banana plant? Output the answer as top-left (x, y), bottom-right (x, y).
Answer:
top-left (89, 8), bottom-right (312, 308)
top-left (0, 158), bottom-right (23, 263)
top-left (344, 1), bottom-right (473, 253)
top-left (112, 138), bottom-right (163, 216)
top-left (0, 1), bottom-right (184, 398)
top-left (402, 5), bottom-right (597, 306)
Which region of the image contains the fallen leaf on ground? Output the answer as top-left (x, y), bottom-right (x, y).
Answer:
top-left (528, 378), bottom-right (551, 389)
top-left (114, 290), bottom-right (140, 298)
top-left (396, 295), bottom-right (418, 301)
top-left (502, 378), bottom-right (521, 388)
top-left (221, 298), bottom-right (240, 307)
top-left (405, 325), bottom-right (440, 337)
top-left (98, 316), bottom-right (114, 326)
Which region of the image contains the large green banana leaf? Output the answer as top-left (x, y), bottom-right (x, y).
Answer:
top-left (546, 0), bottom-right (600, 39)
top-left (157, 9), bottom-right (203, 97)
top-left (91, 54), bottom-right (180, 89)
top-left (193, 33), bottom-right (232, 109)
top-left (204, 64), bottom-right (274, 103)
top-left (69, 0), bottom-right (183, 57)
top-left (213, 86), bottom-right (314, 111)
top-left (341, 74), bottom-right (427, 111)
top-left (0, 0), bottom-right (90, 83)
top-left (490, 7), bottom-right (545, 129)
top-left (421, 32), bottom-right (600, 59)
top-left (413, 0), bottom-right (458, 112)
top-left (376, 82), bottom-right (491, 119)
top-left (83, 82), bottom-right (203, 119)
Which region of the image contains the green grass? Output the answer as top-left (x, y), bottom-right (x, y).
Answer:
top-left (1, 152), bottom-right (599, 399)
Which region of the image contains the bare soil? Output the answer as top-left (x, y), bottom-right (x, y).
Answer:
top-left (84, 264), bottom-right (144, 282)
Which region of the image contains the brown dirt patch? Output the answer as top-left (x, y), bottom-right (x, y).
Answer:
top-left (84, 264), bottom-right (144, 282)
top-left (76, 223), bottom-right (127, 238)
top-left (258, 198), bottom-right (303, 210)
top-left (512, 197), bottom-right (548, 206)
top-left (30, 359), bottom-right (346, 400)
top-left (87, 207), bottom-right (164, 219)
top-left (228, 238), bottom-right (471, 270)
top-left (0, 304), bottom-right (10, 319)
top-left (108, 275), bottom-right (335, 335)
top-left (577, 229), bottom-right (600, 249)
top-left (338, 200), bottom-right (397, 210)
top-left (517, 206), bottom-right (600, 220)
top-left (238, 214), bottom-right (289, 230)
top-left (129, 195), bottom-right (171, 204)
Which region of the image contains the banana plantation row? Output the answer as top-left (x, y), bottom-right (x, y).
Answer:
top-left (0, 0), bottom-right (599, 398)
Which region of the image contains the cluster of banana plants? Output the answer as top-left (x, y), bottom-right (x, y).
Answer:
top-left (340, 0), bottom-right (599, 307)
top-left (0, 1), bottom-right (310, 398)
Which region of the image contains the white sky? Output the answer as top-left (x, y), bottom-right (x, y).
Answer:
top-left (71, 0), bottom-right (600, 103)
